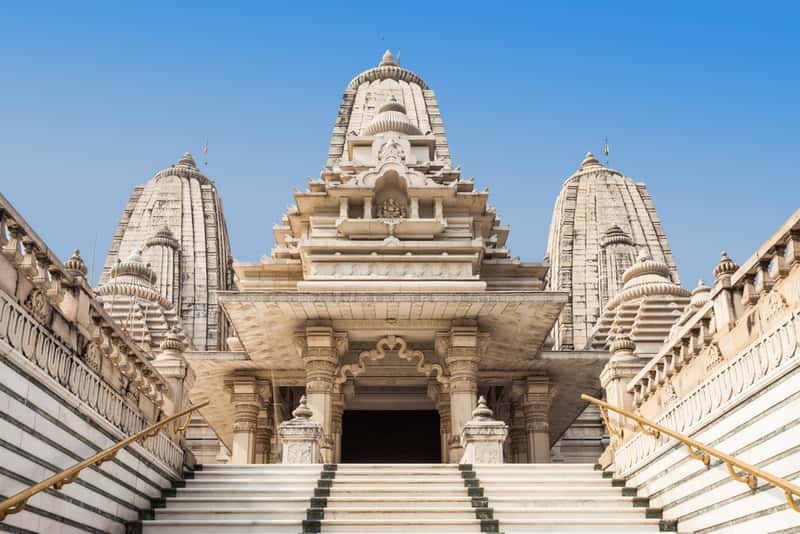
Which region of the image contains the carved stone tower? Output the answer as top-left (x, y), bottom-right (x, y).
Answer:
top-left (101, 152), bottom-right (233, 350)
top-left (545, 152), bottom-right (680, 350)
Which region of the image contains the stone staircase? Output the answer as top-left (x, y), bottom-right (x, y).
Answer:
top-left (136, 463), bottom-right (668, 533)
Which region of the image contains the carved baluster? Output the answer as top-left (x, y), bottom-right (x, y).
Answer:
top-left (2, 222), bottom-right (23, 265)
top-left (785, 231), bottom-right (800, 268)
top-left (33, 252), bottom-right (52, 291)
top-left (0, 209), bottom-right (8, 248)
top-left (755, 258), bottom-right (773, 294)
top-left (741, 273), bottom-right (759, 308)
top-left (19, 237), bottom-right (38, 278)
top-left (45, 266), bottom-right (64, 304)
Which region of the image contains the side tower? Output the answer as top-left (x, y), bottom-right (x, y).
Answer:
top-left (101, 152), bottom-right (233, 350)
top-left (545, 152), bottom-right (680, 350)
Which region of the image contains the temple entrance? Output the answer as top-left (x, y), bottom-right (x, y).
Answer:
top-left (341, 410), bottom-right (441, 463)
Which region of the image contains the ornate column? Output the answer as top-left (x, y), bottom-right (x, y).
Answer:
top-left (331, 391), bottom-right (345, 464)
top-left (440, 325), bottom-right (487, 460)
top-left (254, 409), bottom-right (273, 464)
top-left (598, 334), bottom-right (642, 468)
top-left (295, 325), bottom-right (347, 463)
top-left (226, 375), bottom-right (269, 464)
top-left (524, 373), bottom-right (551, 463)
top-left (460, 396), bottom-right (509, 464)
top-left (510, 379), bottom-right (528, 462)
top-left (428, 381), bottom-right (452, 463)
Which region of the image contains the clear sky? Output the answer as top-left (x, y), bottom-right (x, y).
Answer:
top-left (2, 1), bottom-right (798, 287)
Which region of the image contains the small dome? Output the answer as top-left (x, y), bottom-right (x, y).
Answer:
top-left (713, 251), bottom-right (739, 281)
top-left (379, 49), bottom-right (397, 67)
top-left (64, 249), bottom-right (88, 278)
top-left (690, 279), bottom-right (711, 308)
top-left (178, 152), bottom-right (197, 168)
top-left (146, 226), bottom-right (179, 249)
top-left (109, 249), bottom-right (158, 285)
top-left (621, 249), bottom-right (673, 286)
top-left (362, 96), bottom-right (422, 136)
top-left (580, 152), bottom-right (602, 169)
top-left (600, 224), bottom-right (635, 247)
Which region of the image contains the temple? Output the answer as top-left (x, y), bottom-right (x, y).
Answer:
top-left (3, 50), bottom-right (799, 532)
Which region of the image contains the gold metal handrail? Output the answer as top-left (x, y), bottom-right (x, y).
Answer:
top-left (0, 401), bottom-right (209, 521)
top-left (582, 394), bottom-right (800, 513)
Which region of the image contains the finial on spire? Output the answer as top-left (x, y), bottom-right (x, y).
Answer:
top-left (580, 151), bottom-right (602, 169)
top-left (178, 152), bottom-right (197, 168)
top-left (379, 49), bottom-right (397, 67)
top-left (292, 395), bottom-right (314, 420)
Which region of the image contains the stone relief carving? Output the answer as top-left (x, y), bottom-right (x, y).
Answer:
top-left (336, 335), bottom-right (448, 386)
top-left (25, 289), bottom-right (50, 324)
top-left (310, 261), bottom-right (469, 279)
top-left (378, 140), bottom-right (406, 162)
top-left (377, 197), bottom-right (407, 219)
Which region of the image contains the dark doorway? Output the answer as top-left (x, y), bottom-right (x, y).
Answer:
top-left (341, 410), bottom-right (441, 463)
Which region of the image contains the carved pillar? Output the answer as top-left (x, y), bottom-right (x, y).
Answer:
top-left (524, 373), bottom-right (551, 463)
top-left (254, 409), bottom-right (273, 464)
top-left (409, 197), bottom-right (420, 219)
top-left (226, 375), bottom-right (269, 464)
top-left (363, 197), bottom-right (373, 219)
top-left (598, 334), bottom-right (642, 468)
top-left (429, 381), bottom-right (451, 463)
top-left (442, 325), bottom-right (487, 460)
top-left (296, 325), bottom-right (347, 463)
top-left (331, 391), bottom-right (345, 464)
top-left (510, 379), bottom-right (528, 462)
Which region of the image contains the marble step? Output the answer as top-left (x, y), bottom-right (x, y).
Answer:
top-left (318, 519), bottom-right (483, 533)
top-left (193, 470), bottom-right (322, 479)
top-left (140, 519), bottom-right (304, 533)
top-left (176, 487), bottom-right (315, 498)
top-left (185, 477), bottom-right (320, 485)
top-left (155, 508), bottom-right (309, 521)
top-left (326, 496), bottom-right (473, 508)
top-left (491, 506), bottom-right (648, 519)
top-left (322, 507), bottom-right (477, 520)
top-left (488, 495), bottom-right (642, 509)
top-left (163, 496), bottom-right (311, 510)
top-left (499, 518), bottom-right (662, 532)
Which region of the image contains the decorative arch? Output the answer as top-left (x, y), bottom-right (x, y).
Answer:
top-left (336, 335), bottom-right (448, 386)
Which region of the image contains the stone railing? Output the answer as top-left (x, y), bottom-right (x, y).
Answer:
top-left (616, 209), bottom-right (800, 474)
top-left (0, 193), bottom-right (183, 472)
top-left (616, 307), bottom-right (800, 475)
top-left (626, 210), bottom-right (800, 410)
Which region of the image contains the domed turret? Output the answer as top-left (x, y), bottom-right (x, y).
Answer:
top-left (362, 96), bottom-right (423, 136)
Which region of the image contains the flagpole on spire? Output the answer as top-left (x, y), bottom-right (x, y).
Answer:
top-left (604, 138), bottom-right (609, 166)
top-left (203, 139), bottom-right (209, 167)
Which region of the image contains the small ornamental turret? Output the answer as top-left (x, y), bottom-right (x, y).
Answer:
top-left (160, 326), bottom-right (185, 353)
top-left (691, 279), bottom-right (712, 309)
top-left (64, 249), bottom-right (88, 279)
top-left (713, 251), bottom-right (739, 285)
top-left (609, 331), bottom-right (636, 358)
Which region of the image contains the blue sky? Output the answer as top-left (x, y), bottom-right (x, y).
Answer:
top-left (1, 1), bottom-right (798, 287)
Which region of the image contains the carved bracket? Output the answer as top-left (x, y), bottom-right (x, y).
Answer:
top-left (335, 335), bottom-right (449, 386)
